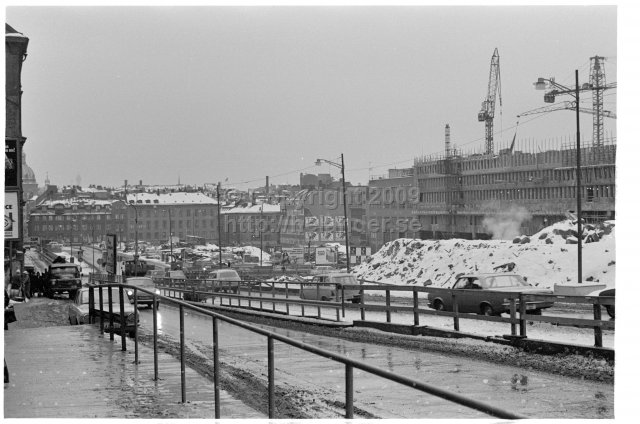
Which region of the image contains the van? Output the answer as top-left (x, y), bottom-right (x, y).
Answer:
top-left (299, 273), bottom-right (361, 303)
top-left (210, 269), bottom-right (242, 293)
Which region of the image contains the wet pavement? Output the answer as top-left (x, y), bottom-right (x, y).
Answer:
top-left (140, 304), bottom-right (614, 419)
top-left (3, 325), bottom-right (262, 418)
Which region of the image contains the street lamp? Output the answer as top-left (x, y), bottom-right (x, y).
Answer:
top-left (217, 182), bottom-right (223, 269)
top-left (315, 153), bottom-right (351, 272)
top-left (69, 218), bottom-right (76, 260)
top-left (259, 204), bottom-right (264, 267)
top-left (534, 71), bottom-right (583, 284)
top-left (128, 201), bottom-right (139, 277)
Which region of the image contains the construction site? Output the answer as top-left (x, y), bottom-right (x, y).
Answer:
top-left (410, 51), bottom-right (616, 240)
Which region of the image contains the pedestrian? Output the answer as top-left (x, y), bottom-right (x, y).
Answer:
top-left (21, 271), bottom-right (31, 300)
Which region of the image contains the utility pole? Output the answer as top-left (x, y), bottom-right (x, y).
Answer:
top-left (341, 154), bottom-right (351, 272)
top-left (217, 182), bottom-right (223, 269)
top-left (576, 70), bottom-right (583, 284)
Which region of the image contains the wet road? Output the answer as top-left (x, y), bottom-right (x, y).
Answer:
top-left (137, 303), bottom-right (613, 419)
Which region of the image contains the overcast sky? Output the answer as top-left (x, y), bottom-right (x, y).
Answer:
top-left (7, 5), bottom-right (618, 189)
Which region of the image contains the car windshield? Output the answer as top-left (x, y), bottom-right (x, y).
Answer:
top-left (127, 279), bottom-right (155, 288)
top-left (332, 276), bottom-right (358, 285)
top-left (79, 287), bottom-right (130, 304)
top-left (50, 267), bottom-right (79, 278)
top-left (481, 275), bottom-right (528, 288)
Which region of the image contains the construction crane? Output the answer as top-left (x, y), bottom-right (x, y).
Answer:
top-left (517, 100), bottom-right (617, 119)
top-left (478, 48), bottom-right (502, 155)
top-left (532, 56), bottom-right (616, 146)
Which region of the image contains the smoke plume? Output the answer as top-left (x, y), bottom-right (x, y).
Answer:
top-left (481, 203), bottom-right (532, 240)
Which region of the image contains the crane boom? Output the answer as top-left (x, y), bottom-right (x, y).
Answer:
top-left (478, 48), bottom-right (501, 154)
top-left (518, 101), bottom-right (616, 119)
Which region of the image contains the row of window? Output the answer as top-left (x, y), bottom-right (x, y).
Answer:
top-left (30, 214), bottom-right (126, 222)
top-left (128, 207), bottom-right (217, 218)
top-left (418, 166), bottom-right (615, 190)
top-left (418, 184), bottom-right (615, 203)
top-left (128, 219), bottom-right (217, 231)
top-left (416, 147), bottom-right (616, 175)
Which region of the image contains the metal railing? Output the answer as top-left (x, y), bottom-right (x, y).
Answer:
top-left (88, 276), bottom-right (523, 419)
top-left (152, 276), bottom-right (614, 348)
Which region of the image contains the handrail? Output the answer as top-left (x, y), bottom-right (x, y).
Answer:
top-left (88, 277), bottom-right (524, 419)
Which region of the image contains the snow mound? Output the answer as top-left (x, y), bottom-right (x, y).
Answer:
top-left (354, 220), bottom-right (615, 290)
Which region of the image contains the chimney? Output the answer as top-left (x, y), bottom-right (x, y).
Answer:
top-left (445, 124), bottom-right (451, 158)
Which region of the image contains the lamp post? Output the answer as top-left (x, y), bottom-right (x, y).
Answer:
top-left (259, 204), bottom-right (264, 267)
top-left (534, 71), bottom-right (583, 284)
top-left (69, 218), bottom-right (76, 260)
top-left (217, 182), bottom-right (223, 269)
top-left (128, 201), bottom-right (139, 277)
top-left (168, 207), bottom-right (173, 269)
top-left (315, 154), bottom-right (350, 272)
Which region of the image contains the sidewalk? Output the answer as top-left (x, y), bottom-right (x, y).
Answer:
top-left (4, 325), bottom-right (262, 418)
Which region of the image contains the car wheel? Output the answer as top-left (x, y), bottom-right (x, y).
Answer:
top-left (127, 330), bottom-right (136, 338)
top-left (528, 309), bottom-right (542, 316)
top-left (480, 304), bottom-right (494, 316)
top-left (605, 305), bottom-right (615, 319)
top-left (432, 299), bottom-right (444, 311)
top-left (321, 296), bottom-right (329, 301)
top-left (351, 298), bottom-right (361, 304)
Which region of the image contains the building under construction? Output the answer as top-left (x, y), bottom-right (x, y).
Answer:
top-left (412, 131), bottom-right (616, 239)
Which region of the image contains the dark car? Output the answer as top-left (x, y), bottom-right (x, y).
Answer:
top-left (427, 273), bottom-right (554, 316)
top-left (588, 287), bottom-right (615, 319)
top-left (125, 277), bottom-right (160, 309)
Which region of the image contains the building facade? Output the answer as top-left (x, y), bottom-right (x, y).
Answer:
top-left (413, 141), bottom-right (616, 239)
top-left (221, 203), bottom-right (282, 249)
top-left (28, 199), bottom-right (127, 246)
top-left (125, 192), bottom-right (220, 245)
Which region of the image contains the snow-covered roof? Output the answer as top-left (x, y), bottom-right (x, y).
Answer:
top-left (38, 198), bottom-right (117, 208)
top-left (127, 192), bottom-right (218, 206)
top-left (223, 204), bottom-right (282, 214)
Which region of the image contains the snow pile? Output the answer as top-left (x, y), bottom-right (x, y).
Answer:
top-left (354, 220), bottom-right (616, 290)
top-left (231, 246), bottom-right (271, 262)
top-left (265, 275), bottom-right (304, 283)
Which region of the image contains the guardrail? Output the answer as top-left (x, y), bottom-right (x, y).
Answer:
top-left (87, 275), bottom-right (524, 419)
top-left (149, 276), bottom-right (614, 348)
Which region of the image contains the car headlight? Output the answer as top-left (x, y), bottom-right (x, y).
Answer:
top-left (127, 290), bottom-right (134, 297)
top-left (155, 289), bottom-right (160, 294)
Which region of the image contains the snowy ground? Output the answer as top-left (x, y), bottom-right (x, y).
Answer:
top-left (354, 220), bottom-right (615, 291)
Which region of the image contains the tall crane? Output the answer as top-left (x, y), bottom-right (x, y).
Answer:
top-left (517, 100), bottom-right (617, 119)
top-left (478, 48), bottom-right (502, 155)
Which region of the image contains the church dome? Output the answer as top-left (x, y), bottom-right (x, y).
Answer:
top-left (22, 152), bottom-right (37, 184)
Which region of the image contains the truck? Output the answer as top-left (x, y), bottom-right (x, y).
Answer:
top-left (45, 262), bottom-right (82, 299)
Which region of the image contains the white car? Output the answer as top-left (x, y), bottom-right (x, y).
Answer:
top-left (125, 277), bottom-right (161, 309)
top-left (68, 286), bottom-right (139, 336)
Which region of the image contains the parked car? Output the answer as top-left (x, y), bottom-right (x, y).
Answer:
top-left (184, 269), bottom-right (242, 302)
top-left (125, 277), bottom-right (161, 309)
top-left (210, 269), bottom-right (242, 293)
top-left (145, 269), bottom-right (167, 279)
top-left (299, 273), bottom-right (362, 303)
top-left (45, 263), bottom-right (82, 299)
top-left (588, 287), bottom-right (615, 319)
top-left (427, 273), bottom-right (554, 316)
top-left (68, 286), bottom-right (138, 337)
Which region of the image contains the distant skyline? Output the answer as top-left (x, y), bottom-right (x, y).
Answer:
top-left (7, 5), bottom-right (617, 189)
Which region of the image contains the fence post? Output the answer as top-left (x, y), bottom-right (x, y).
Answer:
top-left (259, 281), bottom-right (264, 310)
top-left (88, 285), bottom-right (94, 322)
top-left (119, 285), bottom-right (127, 351)
top-left (268, 336), bottom-right (275, 418)
top-left (272, 283), bottom-right (276, 313)
top-left (413, 289), bottom-right (419, 327)
top-left (179, 304), bottom-right (186, 403)
top-left (452, 293), bottom-right (459, 331)
top-left (509, 298), bottom-right (517, 336)
top-left (285, 283), bottom-right (290, 316)
top-left (153, 293), bottom-right (159, 381)
top-left (118, 283), bottom-right (127, 352)
top-left (359, 285), bottom-right (365, 321)
top-left (345, 363), bottom-right (354, 419)
top-left (132, 289), bottom-right (139, 363)
top-left (386, 289), bottom-right (391, 323)
top-left (99, 284), bottom-right (104, 333)
top-left (593, 301), bottom-right (603, 347)
top-left (108, 285), bottom-right (114, 341)
top-left (316, 284), bottom-right (321, 318)
top-left (518, 293), bottom-right (527, 338)
top-left (212, 317), bottom-right (221, 419)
